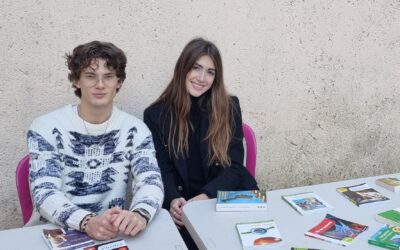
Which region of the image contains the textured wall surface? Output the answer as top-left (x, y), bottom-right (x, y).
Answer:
top-left (1, 0), bottom-right (400, 229)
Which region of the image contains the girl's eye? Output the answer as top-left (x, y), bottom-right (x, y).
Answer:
top-left (208, 71), bottom-right (215, 77)
top-left (193, 65), bottom-right (200, 71)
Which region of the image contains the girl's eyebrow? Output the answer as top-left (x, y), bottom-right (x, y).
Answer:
top-left (194, 62), bottom-right (216, 71)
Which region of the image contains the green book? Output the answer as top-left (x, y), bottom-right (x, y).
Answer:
top-left (368, 224), bottom-right (400, 250)
top-left (376, 208), bottom-right (400, 226)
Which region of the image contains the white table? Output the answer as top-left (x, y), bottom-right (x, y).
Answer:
top-left (183, 173), bottom-right (400, 250)
top-left (0, 209), bottom-right (187, 250)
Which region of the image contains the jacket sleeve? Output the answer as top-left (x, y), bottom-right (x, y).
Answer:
top-left (201, 96), bottom-right (258, 197)
top-left (144, 107), bottom-right (181, 209)
top-left (129, 123), bottom-right (164, 223)
top-left (27, 121), bottom-right (92, 230)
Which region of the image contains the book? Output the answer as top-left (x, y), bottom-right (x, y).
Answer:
top-left (282, 192), bottom-right (333, 215)
top-left (236, 220), bottom-right (284, 249)
top-left (368, 224), bottom-right (400, 250)
top-left (376, 177), bottom-right (400, 192)
top-left (216, 190), bottom-right (267, 212)
top-left (83, 239), bottom-right (129, 250)
top-left (42, 228), bottom-right (94, 250)
top-left (336, 182), bottom-right (390, 206)
top-left (376, 208), bottom-right (400, 226)
top-left (305, 213), bottom-right (368, 246)
top-left (291, 248), bottom-right (323, 250)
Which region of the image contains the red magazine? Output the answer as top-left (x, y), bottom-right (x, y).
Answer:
top-left (305, 214), bottom-right (368, 246)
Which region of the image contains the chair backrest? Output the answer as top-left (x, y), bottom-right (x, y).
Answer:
top-left (16, 155), bottom-right (33, 225)
top-left (242, 123), bottom-right (257, 177)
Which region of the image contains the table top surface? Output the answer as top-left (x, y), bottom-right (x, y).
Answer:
top-left (183, 173), bottom-right (400, 250)
top-left (0, 209), bottom-right (187, 250)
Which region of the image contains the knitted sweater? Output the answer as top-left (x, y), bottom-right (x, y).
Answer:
top-left (26, 105), bottom-right (164, 230)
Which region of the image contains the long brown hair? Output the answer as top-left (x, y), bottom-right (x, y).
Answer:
top-left (156, 37), bottom-right (233, 167)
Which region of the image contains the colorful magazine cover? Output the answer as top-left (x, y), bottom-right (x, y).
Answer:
top-left (305, 214), bottom-right (368, 246)
top-left (83, 239), bottom-right (129, 250)
top-left (368, 225), bottom-right (400, 250)
top-left (236, 220), bottom-right (284, 249)
top-left (42, 228), bottom-right (94, 250)
top-left (336, 182), bottom-right (390, 206)
top-left (282, 192), bottom-right (333, 215)
top-left (216, 190), bottom-right (267, 211)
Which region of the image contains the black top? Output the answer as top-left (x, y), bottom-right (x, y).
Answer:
top-left (144, 95), bottom-right (258, 210)
top-left (187, 96), bottom-right (207, 197)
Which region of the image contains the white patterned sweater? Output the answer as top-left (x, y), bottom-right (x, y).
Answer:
top-left (26, 105), bottom-right (164, 230)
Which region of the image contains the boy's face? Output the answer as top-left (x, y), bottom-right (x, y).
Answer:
top-left (74, 59), bottom-right (122, 111)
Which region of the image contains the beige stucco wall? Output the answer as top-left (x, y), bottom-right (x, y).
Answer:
top-left (1, 0), bottom-right (399, 229)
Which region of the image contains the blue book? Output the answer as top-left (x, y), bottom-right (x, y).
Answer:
top-left (368, 224), bottom-right (400, 250)
top-left (216, 190), bottom-right (267, 211)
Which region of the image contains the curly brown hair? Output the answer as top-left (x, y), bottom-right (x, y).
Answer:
top-left (65, 41), bottom-right (127, 97)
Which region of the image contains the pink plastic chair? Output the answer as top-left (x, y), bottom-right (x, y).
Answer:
top-left (16, 155), bottom-right (33, 225)
top-left (242, 123), bottom-right (257, 177)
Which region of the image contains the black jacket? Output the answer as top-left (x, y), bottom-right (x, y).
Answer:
top-left (144, 96), bottom-right (258, 209)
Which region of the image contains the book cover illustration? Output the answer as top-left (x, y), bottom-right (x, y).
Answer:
top-left (42, 228), bottom-right (94, 250)
top-left (305, 213), bottom-right (368, 246)
top-left (376, 177), bottom-right (400, 192)
top-left (236, 220), bottom-right (284, 249)
top-left (83, 239), bottom-right (129, 250)
top-left (368, 225), bottom-right (400, 250)
top-left (336, 182), bottom-right (390, 206)
top-left (291, 248), bottom-right (323, 250)
top-left (216, 190), bottom-right (267, 211)
top-left (282, 192), bottom-right (333, 215)
top-left (376, 208), bottom-right (400, 226)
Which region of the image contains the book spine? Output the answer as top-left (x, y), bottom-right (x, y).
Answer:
top-left (368, 239), bottom-right (397, 250)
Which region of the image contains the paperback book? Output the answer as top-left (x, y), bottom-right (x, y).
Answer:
top-left (282, 192), bottom-right (333, 215)
top-left (305, 213), bottom-right (368, 247)
top-left (216, 190), bottom-right (267, 211)
top-left (376, 208), bottom-right (400, 226)
top-left (368, 224), bottom-right (400, 250)
top-left (336, 182), bottom-right (390, 206)
top-left (42, 228), bottom-right (94, 250)
top-left (83, 239), bottom-right (129, 250)
top-left (290, 248), bottom-right (323, 250)
top-left (236, 220), bottom-right (284, 249)
top-left (376, 177), bottom-right (400, 192)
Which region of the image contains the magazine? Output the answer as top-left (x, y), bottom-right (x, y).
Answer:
top-left (83, 239), bottom-right (129, 250)
top-left (336, 183), bottom-right (390, 206)
top-left (282, 192), bottom-right (333, 215)
top-left (42, 228), bottom-right (94, 250)
top-left (368, 224), bottom-right (400, 250)
top-left (305, 214), bottom-right (368, 246)
top-left (236, 220), bottom-right (284, 249)
top-left (291, 248), bottom-right (323, 250)
top-left (216, 190), bottom-right (267, 211)
top-left (376, 177), bottom-right (400, 192)
top-left (376, 207), bottom-right (400, 226)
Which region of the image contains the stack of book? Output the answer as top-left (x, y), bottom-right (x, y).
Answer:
top-left (368, 224), bottom-right (400, 250)
top-left (216, 190), bottom-right (267, 212)
top-left (305, 214), bottom-right (368, 247)
top-left (236, 220), bottom-right (284, 249)
top-left (281, 192), bottom-right (333, 215)
top-left (336, 183), bottom-right (390, 206)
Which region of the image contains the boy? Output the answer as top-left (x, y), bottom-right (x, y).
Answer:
top-left (27, 41), bottom-right (164, 240)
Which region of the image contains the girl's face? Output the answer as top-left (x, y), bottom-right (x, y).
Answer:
top-left (185, 55), bottom-right (216, 97)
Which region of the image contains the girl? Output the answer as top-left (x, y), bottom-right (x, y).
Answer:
top-left (144, 37), bottom-right (258, 248)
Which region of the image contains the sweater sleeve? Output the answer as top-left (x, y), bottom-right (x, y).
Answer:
top-left (27, 121), bottom-right (91, 230)
top-left (129, 123), bottom-right (164, 223)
